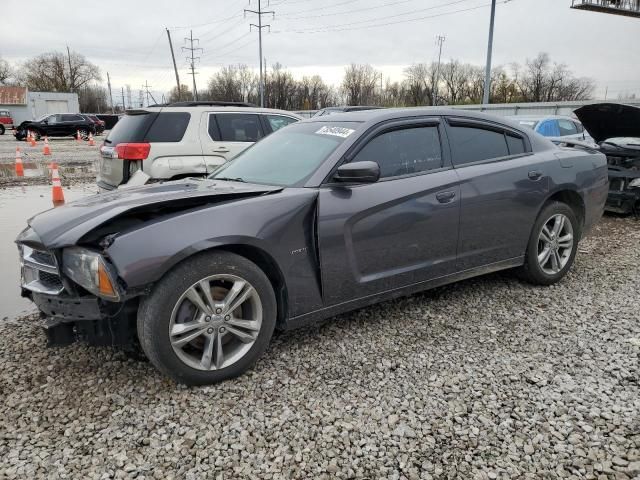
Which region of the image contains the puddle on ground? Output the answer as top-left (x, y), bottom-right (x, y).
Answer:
top-left (0, 184), bottom-right (97, 320)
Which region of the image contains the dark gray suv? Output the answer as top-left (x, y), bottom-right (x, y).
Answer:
top-left (17, 108), bottom-right (609, 385)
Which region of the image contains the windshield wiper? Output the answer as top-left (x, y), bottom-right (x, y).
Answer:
top-left (213, 176), bottom-right (246, 183)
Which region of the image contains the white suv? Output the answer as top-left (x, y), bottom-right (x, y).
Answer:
top-left (97, 102), bottom-right (301, 191)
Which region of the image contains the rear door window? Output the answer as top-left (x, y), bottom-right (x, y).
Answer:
top-left (448, 125), bottom-right (509, 166)
top-left (215, 114), bottom-right (264, 142)
top-left (145, 112), bottom-right (190, 142)
top-left (558, 119), bottom-right (578, 136)
top-left (265, 114), bottom-right (298, 132)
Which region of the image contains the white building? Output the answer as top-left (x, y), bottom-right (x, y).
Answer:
top-left (0, 87), bottom-right (80, 125)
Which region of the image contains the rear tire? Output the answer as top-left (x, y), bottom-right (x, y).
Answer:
top-left (518, 202), bottom-right (579, 285)
top-left (0, 125), bottom-right (5, 135)
top-left (137, 251), bottom-right (277, 386)
top-left (78, 128), bottom-right (89, 140)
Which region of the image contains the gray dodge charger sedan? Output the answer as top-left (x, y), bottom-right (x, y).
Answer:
top-left (17, 108), bottom-right (609, 385)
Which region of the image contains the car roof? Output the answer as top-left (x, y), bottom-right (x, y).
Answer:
top-left (507, 115), bottom-right (580, 122)
top-left (135, 105), bottom-right (302, 118)
top-left (304, 107), bottom-right (526, 126)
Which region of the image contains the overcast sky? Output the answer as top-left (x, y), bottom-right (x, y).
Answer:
top-left (1, 0), bottom-right (638, 102)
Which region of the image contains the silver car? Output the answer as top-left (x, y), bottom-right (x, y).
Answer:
top-left (97, 102), bottom-right (301, 191)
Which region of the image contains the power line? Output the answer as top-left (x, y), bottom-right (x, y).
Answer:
top-left (245, 0), bottom-right (275, 107)
top-left (274, 1), bottom-right (510, 34)
top-left (182, 30), bottom-right (203, 100)
top-left (282, 0), bottom-right (418, 19)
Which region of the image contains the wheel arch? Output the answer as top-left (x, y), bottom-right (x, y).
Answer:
top-left (152, 242), bottom-right (289, 331)
top-left (543, 188), bottom-right (585, 237)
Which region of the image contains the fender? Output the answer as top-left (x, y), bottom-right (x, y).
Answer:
top-left (106, 188), bottom-right (323, 318)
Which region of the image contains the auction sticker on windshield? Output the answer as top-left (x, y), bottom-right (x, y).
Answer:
top-left (315, 126), bottom-right (355, 138)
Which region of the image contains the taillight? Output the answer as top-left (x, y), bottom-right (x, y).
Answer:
top-left (115, 143), bottom-right (150, 160)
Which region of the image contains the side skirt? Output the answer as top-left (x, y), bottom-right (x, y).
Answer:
top-left (285, 256), bottom-right (524, 330)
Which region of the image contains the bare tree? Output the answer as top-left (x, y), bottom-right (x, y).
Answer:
top-left (168, 84), bottom-right (192, 103)
top-left (18, 51), bottom-right (100, 92)
top-left (403, 63), bottom-right (436, 106)
top-left (0, 57), bottom-right (14, 85)
top-left (78, 84), bottom-right (109, 113)
top-left (342, 64), bottom-right (379, 105)
top-left (440, 60), bottom-right (470, 105)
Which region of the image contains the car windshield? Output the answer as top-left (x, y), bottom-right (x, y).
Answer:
top-left (35, 114), bottom-right (51, 122)
top-left (210, 121), bottom-right (360, 187)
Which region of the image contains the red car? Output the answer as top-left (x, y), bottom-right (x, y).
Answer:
top-left (0, 109), bottom-right (14, 135)
top-left (82, 114), bottom-right (106, 135)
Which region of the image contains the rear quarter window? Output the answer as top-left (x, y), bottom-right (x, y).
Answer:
top-left (104, 112), bottom-right (158, 145)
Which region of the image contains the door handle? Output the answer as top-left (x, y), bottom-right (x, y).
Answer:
top-left (528, 170), bottom-right (543, 181)
top-left (213, 147), bottom-right (230, 153)
top-left (436, 191), bottom-right (456, 203)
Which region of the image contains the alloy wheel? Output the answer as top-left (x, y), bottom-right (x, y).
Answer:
top-left (537, 213), bottom-right (574, 275)
top-left (169, 274), bottom-right (263, 371)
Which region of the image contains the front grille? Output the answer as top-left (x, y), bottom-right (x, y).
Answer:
top-left (19, 245), bottom-right (64, 295)
top-left (39, 271), bottom-right (64, 290)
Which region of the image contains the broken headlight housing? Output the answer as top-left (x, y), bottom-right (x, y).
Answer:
top-left (62, 247), bottom-right (121, 301)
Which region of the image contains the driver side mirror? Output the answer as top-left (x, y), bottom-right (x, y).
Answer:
top-left (333, 161), bottom-right (380, 184)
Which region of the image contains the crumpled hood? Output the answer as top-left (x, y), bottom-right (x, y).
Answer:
top-left (27, 178), bottom-right (282, 248)
top-left (574, 103), bottom-right (640, 143)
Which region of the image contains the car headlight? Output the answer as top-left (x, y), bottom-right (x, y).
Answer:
top-left (629, 178), bottom-right (640, 188)
top-left (62, 247), bottom-right (120, 301)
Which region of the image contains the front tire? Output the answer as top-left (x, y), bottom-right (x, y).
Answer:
top-left (137, 251), bottom-right (277, 385)
top-left (518, 202), bottom-right (579, 285)
top-left (0, 125), bottom-right (5, 135)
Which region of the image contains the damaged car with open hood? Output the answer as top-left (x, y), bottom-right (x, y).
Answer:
top-left (16, 108), bottom-right (609, 385)
top-left (573, 103), bottom-right (640, 215)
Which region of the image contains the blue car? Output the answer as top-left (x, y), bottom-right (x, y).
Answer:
top-left (508, 115), bottom-right (596, 147)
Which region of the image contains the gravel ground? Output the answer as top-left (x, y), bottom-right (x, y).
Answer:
top-left (0, 215), bottom-right (638, 479)
top-left (0, 132), bottom-right (101, 187)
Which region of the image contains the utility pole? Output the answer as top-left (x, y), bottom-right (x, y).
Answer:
top-left (245, 0), bottom-right (275, 107)
top-left (66, 45), bottom-right (74, 92)
top-left (121, 87), bottom-right (126, 112)
top-left (143, 80), bottom-right (153, 106)
top-left (166, 28), bottom-right (182, 101)
top-left (482, 0), bottom-right (497, 105)
top-left (182, 30), bottom-right (202, 101)
top-left (434, 35), bottom-right (446, 106)
top-left (106, 72), bottom-right (114, 114)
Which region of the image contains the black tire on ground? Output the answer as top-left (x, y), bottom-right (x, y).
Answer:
top-left (137, 251), bottom-right (277, 386)
top-left (0, 125), bottom-right (5, 135)
top-left (78, 129), bottom-right (89, 140)
top-left (518, 201), bottom-right (580, 286)
top-left (31, 130), bottom-right (42, 141)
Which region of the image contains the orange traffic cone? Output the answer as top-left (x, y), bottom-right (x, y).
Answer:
top-left (88, 132), bottom-right (95, 146)
top-left (29, 131), bottom-right (37, 147)
top-left (43, 137), bottom-right (52, 155)
top-left (15, 147), bottom-right (24, 177)
top-left (51, 162), bottom-right (65, 207)
top-left (76, 130), bottom-right (82, 143)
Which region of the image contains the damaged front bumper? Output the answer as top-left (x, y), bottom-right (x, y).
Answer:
top-left (29, 291), bottom-right (137, 347)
